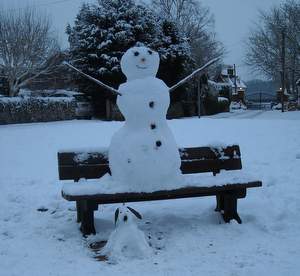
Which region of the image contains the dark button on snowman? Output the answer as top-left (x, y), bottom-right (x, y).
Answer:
top-left (109, 46), bottom-right (183, 191)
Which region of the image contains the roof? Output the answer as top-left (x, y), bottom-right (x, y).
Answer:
top-left (218, 65), bottom-right (247, 89)
top-left (217, 75), bottom-right (247, 90)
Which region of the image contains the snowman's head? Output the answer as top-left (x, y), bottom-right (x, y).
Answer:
top-left (121, 46), bottom-right (159, 81)
top-left (114, 205), bottom-right (142, 227)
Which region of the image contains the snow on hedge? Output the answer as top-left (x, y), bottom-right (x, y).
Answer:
top-left (0, 96), bottom-right (76, 124)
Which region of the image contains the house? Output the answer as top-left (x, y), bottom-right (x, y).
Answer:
top-left (211, 65), bottom-right (247, 110)
top-left (216, 65), bottom-right (247, 100)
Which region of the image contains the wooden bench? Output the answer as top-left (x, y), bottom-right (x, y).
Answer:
top-left (58, 145), bottom-right (262, 236)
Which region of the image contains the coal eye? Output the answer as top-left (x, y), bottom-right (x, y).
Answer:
top-left (134, 51), bottom-right (139, 56)
top-left (148, 50), bottom-right (152, 55)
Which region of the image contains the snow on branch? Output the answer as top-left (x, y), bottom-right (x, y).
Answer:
top-left (63, 62), bottom-right (121, 96)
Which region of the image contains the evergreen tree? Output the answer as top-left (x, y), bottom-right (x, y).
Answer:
top-left (156, 19), bottom-right (192, 102)
top-left (67, 0), bottom-right (192, 117)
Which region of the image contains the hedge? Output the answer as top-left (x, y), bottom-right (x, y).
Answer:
top-left (0, 97), bottom-right (77, 125)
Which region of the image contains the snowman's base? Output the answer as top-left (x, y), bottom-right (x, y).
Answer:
top-left (58, 145), bottom-right (262, 236)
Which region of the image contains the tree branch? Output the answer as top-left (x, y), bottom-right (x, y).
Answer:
top-left (63, 62), bottom-right (121, 96)
top-left (169, 56), bottom-right (220, 92)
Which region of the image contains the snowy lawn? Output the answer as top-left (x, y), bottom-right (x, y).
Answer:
top-left (0, 110), bottom-right (300, 275)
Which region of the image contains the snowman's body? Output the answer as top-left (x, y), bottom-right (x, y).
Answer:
top-left (109, 47), bottom-right (182, 191)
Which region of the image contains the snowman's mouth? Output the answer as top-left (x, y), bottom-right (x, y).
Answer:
top-left (136, 65), bottom-right (148, 70)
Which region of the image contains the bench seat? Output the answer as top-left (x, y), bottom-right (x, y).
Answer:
top-left (62, 172), bottom-right (261, 201)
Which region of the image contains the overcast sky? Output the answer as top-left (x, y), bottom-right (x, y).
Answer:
top-left (1, 0), bottom-right (284, 80)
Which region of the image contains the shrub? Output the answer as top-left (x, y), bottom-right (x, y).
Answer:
top-left (0, 97), bottom-right (76, 124)
top-left (203, 94), bottom-right (229, 115)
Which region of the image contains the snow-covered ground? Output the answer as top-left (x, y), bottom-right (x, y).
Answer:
top-left (1, 110), bottom-right (300, 275)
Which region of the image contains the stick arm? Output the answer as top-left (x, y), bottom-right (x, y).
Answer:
top-left (169, 57), bottom-right (221, 93)
top-left (63, 61), bottom-right (121, 96)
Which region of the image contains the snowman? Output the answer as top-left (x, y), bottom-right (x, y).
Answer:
top-left (108, 46), bottom-right (183, 191)
top-left (64, 46), bottom-right (219, 191)
top-left (101, 205), bottom-right (151, 260)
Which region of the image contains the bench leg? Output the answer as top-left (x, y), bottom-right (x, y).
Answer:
top-left (215, 195), bottom-right (224, 212)
top-left (76, 201), bottom-right (82, 223)
top-left (79, 201), bottom-right (98, 236)
top-left (222, 193), bottom-right (242, 224)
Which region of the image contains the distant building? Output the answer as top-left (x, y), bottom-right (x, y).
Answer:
top-left (210, 65), bottom-right (247, 110)
top-left (217, 65), bottom-right (247, 100)
top-left (276, 87), bottom-right (290, 103)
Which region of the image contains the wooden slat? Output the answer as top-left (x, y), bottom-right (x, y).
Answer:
top-left (58, 160), bottom-right (242, 180)
top-left (181, 159), bottom-right (242, 174)
top-left (179, 145), bottom-right (240, 160)
top-left (223, 145), bottom-right (241, 158)
top-left (57, 145), bottom-right (242, 180)
top-left (58, 165), bottom-right (110, 181)
top-left (62, 181), bottom-right (262, 202)
top-left (58, 152), bottom-right (108, 166)
top-left (58, 146), bottom-right (241, 166)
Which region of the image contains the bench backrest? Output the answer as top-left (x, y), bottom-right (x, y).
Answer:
top-left (58, 145), bottom-right (242, 181)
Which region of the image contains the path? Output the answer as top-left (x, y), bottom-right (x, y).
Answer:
top-left (207, 110), bottom-right (266, 119)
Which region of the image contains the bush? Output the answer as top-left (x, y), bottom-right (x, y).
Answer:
top-left (0, 97), bottom-right (76, 124)
top-left (218, 86), bottom-right (231, 100)
top-left (203, 94), bottom-right (229, 115)
top-left (218, 98), bottom-right (230, 113)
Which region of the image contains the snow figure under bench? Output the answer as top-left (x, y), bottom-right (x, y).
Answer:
top-left (109, 46), bottom-right (182, 190)
top-left (64, 46), bottom-right (218, 191)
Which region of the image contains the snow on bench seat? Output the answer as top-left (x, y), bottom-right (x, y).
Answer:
top-left (62, 171), bottom-right (261, 199)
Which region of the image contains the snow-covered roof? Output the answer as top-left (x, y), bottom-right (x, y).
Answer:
top-left (221, 65), bottom-right (234, 77)
top-left (208, 80), bottom-right (231, 89)
top-left (221, 68), bottom-right (230, 76)
top-left (236, 78), bottom-right (247, 89)
top-left (218, 65), bottom-right (247, 90)
top-left (223, 76), bottom-right (246, 90)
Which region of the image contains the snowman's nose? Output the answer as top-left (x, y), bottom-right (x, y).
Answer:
top-left (141, 57), bottom-right (146, 63)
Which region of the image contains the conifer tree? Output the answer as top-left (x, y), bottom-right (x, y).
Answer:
top-left (67, 0), bottom-right (192, 116)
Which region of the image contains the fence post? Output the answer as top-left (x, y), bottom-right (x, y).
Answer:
top-left (197, 78), bottom-right (201, 118)
top-left (281, 30), bottom-right (285, 113)
top-left (259, 92), bottom-right (262, 110)
top-left (105, 99), bottom-right (111, 120)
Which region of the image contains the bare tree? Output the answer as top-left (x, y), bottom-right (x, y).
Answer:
top-left (152, 0), bottom-right (224, 66)
top-left (0, 7), bottom-right (61, 96)
top-left (246, 0), bottom-right (300, 93)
